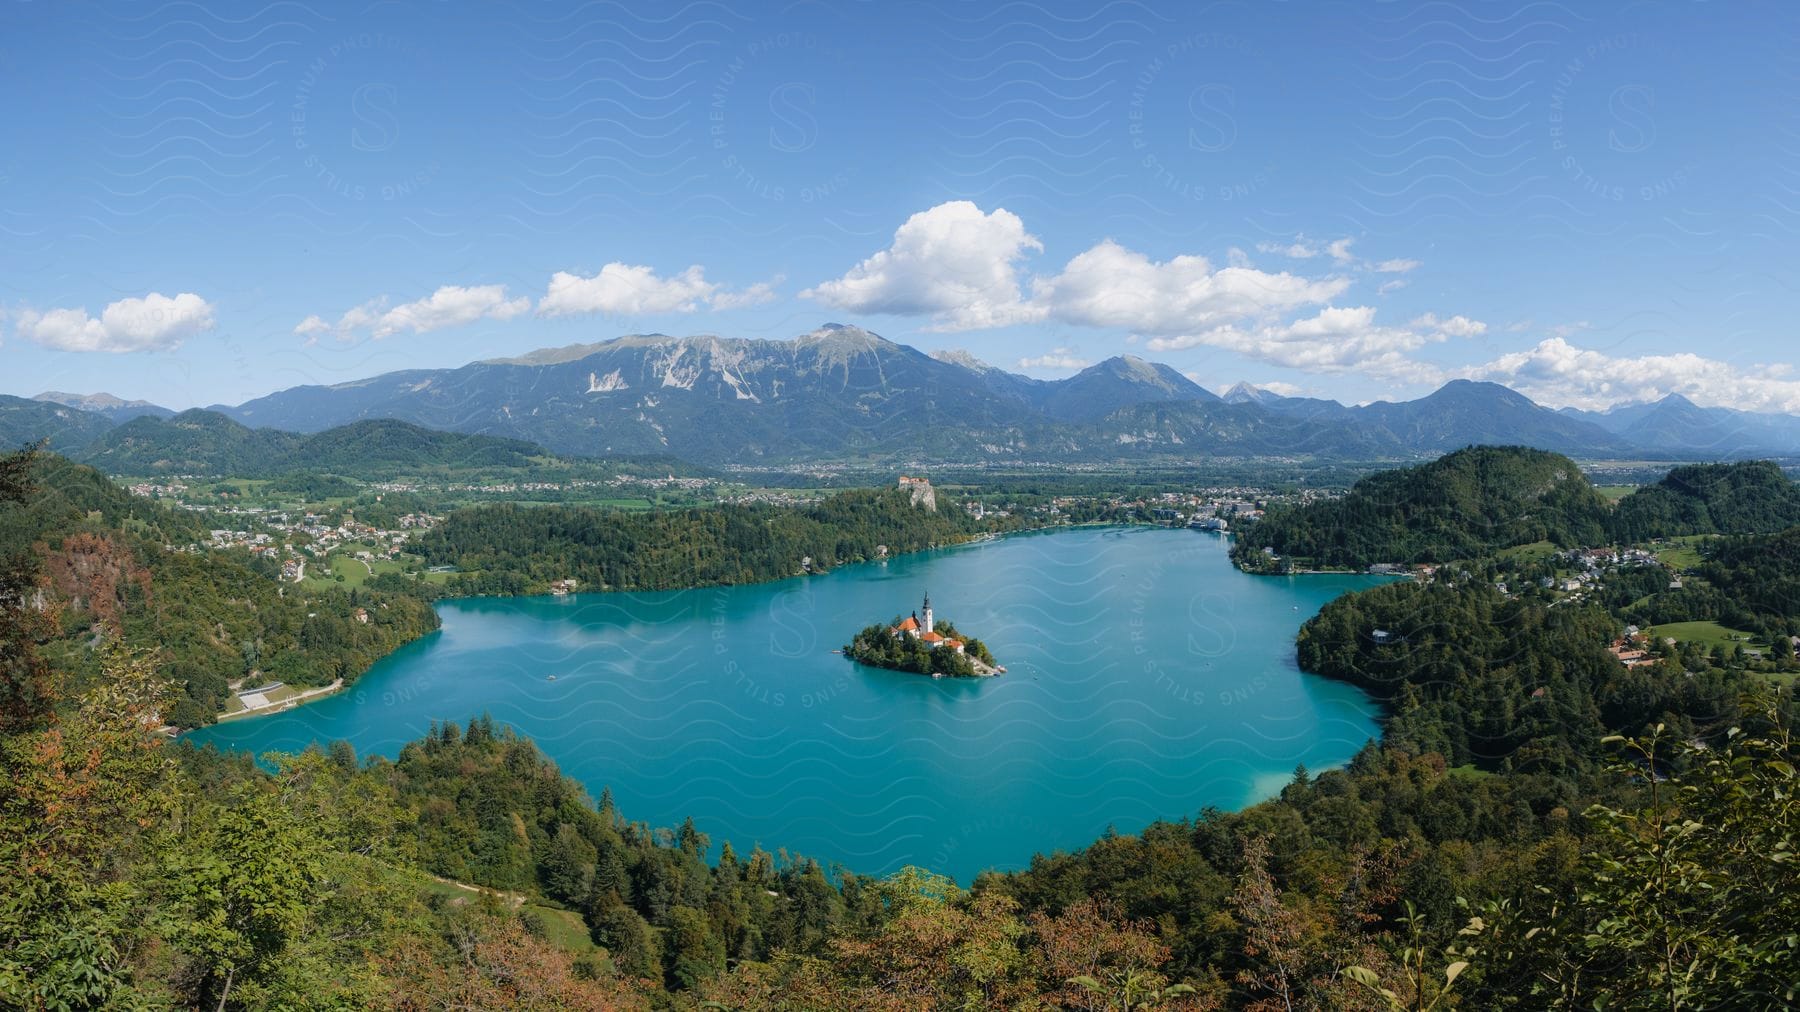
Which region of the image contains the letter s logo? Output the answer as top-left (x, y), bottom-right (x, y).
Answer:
top-left (1607, 84), bottom-right (1655, 154)
top-left (1187, 84), bottom-right (1237, 152)
top-left (350, 83), bottom-right (401, 152)
top-left (765, 588), bottom-right (816, 659)
top-left (1185, 591), bottom-right (1237, 658)
top-left (767, 82), bottom-right (818, 153)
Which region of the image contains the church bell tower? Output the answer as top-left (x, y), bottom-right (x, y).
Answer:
top-left (921, 592), bottom-right (933, 635)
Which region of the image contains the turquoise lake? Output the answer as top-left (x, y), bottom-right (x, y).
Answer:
top-left (187, 526), bottom-right (1390, 882)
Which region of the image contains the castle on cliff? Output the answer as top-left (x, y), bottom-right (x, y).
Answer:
top-left (898, 475), bottom-right (936, 511)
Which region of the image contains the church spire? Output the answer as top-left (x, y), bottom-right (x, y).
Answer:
top-left (921, 591), bottom-right (933, 635)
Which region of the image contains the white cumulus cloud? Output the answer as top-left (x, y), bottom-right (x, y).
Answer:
top-left (1253, 380), bottom-right (1306, 397)
top-left (1256, 235), bottom-right (1421, 276)
top-left (806, 207), bottom-right (1401, 339)
top-left (1146, 305), bottom-right (1445, 380)
top-left (1032, 240), bottom-right (1347, 333)
top-left (542, 264), bottom-right (716, 317)
top-left (1411, 312), bottom-right (1487, 338)
top-left (293, 315), bottom-right (332, 339)
top-left (1017, 347), bottom-right (1092, 370)
top-left (1462, 337), bottom-right (1800, 413)
top-left (297, 284), bottom-right (530, 341)
top-left (373, 285), bottom-right (529, 338)
top-left (709, 276), bottom-right (783, 311)
top-left (15, 292), bottom-right (215, 353)
top-left (540, 263), bottom-right (775, 317)
top-left (801, 201), bottom-right (1046, 331)
top-left (1256, 237), bottom-right (1323, 259)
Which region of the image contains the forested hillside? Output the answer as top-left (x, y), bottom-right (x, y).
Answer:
top-left (415, 487), bottom-right (1021, 596)
top-left (0, 452), bottom-right (437, 727)
top-left (1295, 580), bottom-right (1758, 770)
top-left (1607, 459), bottom-right (1800, 540)
top-left (1233, 446), bottom-right (1610, 570)
top-left (1622, 526), bottom-right (1800, 641)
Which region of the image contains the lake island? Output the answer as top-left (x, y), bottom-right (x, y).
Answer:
top-left (844, 591), bottom-right (1002, 677)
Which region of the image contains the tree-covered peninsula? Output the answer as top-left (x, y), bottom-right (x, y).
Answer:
top-left (413, 484), bottom-right (1024, 596)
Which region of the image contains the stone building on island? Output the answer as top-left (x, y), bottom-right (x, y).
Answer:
top-left (891, 592), bottom-right (963, 655)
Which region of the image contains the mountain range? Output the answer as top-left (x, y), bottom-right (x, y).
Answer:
top-left (32, 391), bottom-right (174, 423)
top-left (201, 325), bottom-right (1645, 463)
top-left (7, 325), bottom-right (1800, 469)
top-left (1559, 394), bottom-right (1800, 458)
top-left (0, 399), bottom-right (558, 479)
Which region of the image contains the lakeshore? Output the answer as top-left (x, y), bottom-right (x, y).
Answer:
top-left (186, 526), bottom-right (1392, 881)
top-left (215, 678), bottom-right (347, 721)
top-left (205, 518), bottom-right (1139, 725)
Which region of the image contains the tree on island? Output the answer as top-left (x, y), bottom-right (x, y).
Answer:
top-left (844, 617), bottom-right (997, 677)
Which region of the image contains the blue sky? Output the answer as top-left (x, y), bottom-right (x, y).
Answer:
top-left (2, 0), bottom-right (1795, 413)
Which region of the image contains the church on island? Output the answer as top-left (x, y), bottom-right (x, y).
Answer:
top-left (843, 591), bottom-right (1001, 678)
top-left (891, 593), bottom-right (964, 655)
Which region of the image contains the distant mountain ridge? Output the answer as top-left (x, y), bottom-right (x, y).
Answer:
top-left (0, 394), bottom-right (118, 453)
top-left (202, 326), bottom-right (1655, 463)
top-left (215, 326), bottom-right (1262, 462)
top-left (7, 326), bottom-right (1800, 467)
top-left (32, 391), bottom-right (173, 422)
top-left (1562, 393), bottom-right (1800, 457)
top-left (1219, 378), bottom-right (1635, 456)
top-left (70, 412), bottom-right (551, 478)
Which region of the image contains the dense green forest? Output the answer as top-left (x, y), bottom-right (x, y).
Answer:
top-left (1295, 580), bottom-right (1764, 771)
top-left (1621, 526), bottom-right (1800, 639)
top-left (414, 487), bottom-right (1024, 596)
top-left (6, 445), bottom-right (1800, 1009)
top-left (843, 618), bottom-right (998, 677)
top-left (1233, 446), bottom-right (1610, 571)
top-left (0, 453), bottom-right (437, 728)
top-left (1607, 460), bottom-right (1800, 541)
top-left (1236, 451), bottom-right (1800, 572)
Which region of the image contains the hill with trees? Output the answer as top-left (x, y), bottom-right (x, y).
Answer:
top-left (1622, 525), bottom-right (1800, 643)
top-left (414, 486), bottom-right (1021, 597)
top-left (1607, 459), bottom-right (1800, 541)
top-left (0, 451), bottom-right (438, 727)
top-left (1294, 580), bottom-right (1757, 771)
top-left (1232, 445), bottom-right (1611, 571)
